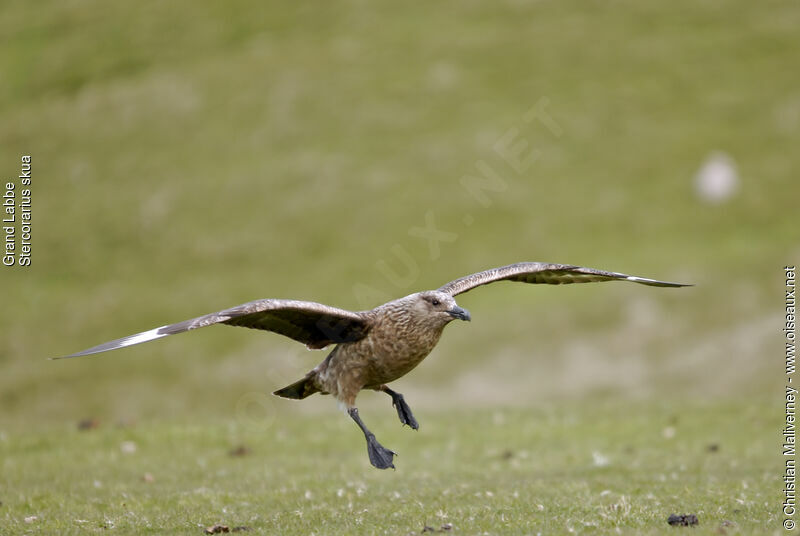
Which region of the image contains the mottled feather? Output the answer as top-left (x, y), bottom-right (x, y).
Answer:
top-left (54, 299), bottom-right (371, 358)
top-left (437, 262), bottom-right (690, 297)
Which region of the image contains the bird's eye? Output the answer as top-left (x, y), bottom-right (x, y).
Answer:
top-left (431, 299), bottom-right (440, 306)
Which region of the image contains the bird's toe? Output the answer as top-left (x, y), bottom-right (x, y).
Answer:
top-left (393, 396), bottom-right (419, 430)
top-left (400, 410), bottom-right (419, 430)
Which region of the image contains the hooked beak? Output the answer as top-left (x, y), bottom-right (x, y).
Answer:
top-left (447, 306), bottom-right (471, 322)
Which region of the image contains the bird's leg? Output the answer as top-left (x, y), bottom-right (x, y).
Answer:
top-left (379, 385), bottom-right (419, 430)
top-left (348, 407), bottom-right (396, 470)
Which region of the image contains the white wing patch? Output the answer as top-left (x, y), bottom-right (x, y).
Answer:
top-left (53, 325), bottom-right (171, 359)
top-left (626, 275), bottom-right (663, 285)
top-left (117, 326), bottom-right (170, 348)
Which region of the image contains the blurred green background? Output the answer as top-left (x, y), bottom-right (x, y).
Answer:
top-left (0, 0), bottom-right (795, 426)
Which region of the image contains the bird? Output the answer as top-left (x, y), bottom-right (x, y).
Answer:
top-left (55, 262), bottom-right (690, 469)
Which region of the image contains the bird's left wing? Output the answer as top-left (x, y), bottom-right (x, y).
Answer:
top-left (437, 262), bottom-right (690, 297)
top-left (54, 299), bottom-right (371, 359)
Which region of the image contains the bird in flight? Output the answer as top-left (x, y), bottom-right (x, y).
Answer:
top-left (56, 262), bottom-right (689, 469)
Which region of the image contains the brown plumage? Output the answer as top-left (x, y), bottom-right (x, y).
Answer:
top-left (55, 262), bottom-right (690, 469)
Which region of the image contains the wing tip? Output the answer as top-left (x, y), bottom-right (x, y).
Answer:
top-left (51, 326), bottom-right (170, 361)
top-left (50, 350), bottom-right (104, 360)
top-left (625, 275), bottom-right (693, 287)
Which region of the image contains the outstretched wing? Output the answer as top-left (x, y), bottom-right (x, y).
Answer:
top-left (437, 262), bottom-right (690, 296)
top-left (54, 299), bottom-right (371, 359)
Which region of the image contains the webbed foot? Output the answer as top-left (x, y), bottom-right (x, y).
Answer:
top-left (391, 393), bottom-right (419, 430)
top-left (365, 433), bottom-right (396, 470)
top-left (348, 407), bottom-right (397, 470)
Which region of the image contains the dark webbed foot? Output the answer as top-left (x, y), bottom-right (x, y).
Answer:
top-left (365, 433), bottom-right (396, 469)
top-left (348, 407), bottom-right (397, 470)
top-left (381, 385), bottom-right (419, 430)
top-left (390, 393), bottom-right (419, 430)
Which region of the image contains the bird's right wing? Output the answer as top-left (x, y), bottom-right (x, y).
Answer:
top-left (54, 299), bottom-right (371, 359)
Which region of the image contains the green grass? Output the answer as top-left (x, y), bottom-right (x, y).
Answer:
top-left (1, 400), bottom-right (778, 535)
top-left (0, 0), bottom-right (795, 533)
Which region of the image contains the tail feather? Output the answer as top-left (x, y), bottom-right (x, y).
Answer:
top-left (273, 375), bottom-right (319, 399)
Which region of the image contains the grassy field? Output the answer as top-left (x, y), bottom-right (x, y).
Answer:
top-left (0, 0), bottom-right (796, 533)
top-left (1, 400), bottom-right (779, 535)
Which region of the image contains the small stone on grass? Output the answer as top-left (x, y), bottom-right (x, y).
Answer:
top-left (667, 513), bottom-right (699, 526)
top-left (421, 522), bottom-right (453, 533)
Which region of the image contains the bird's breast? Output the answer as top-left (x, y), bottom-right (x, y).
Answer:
top-left (351, 319), bottom-right (445, 386)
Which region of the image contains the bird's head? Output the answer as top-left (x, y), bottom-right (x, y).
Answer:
top-left (410, 290), bottom-right (471, 325)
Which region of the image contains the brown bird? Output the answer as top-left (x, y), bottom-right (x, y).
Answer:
top-left (55, 262), bottom-right (689, 469)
